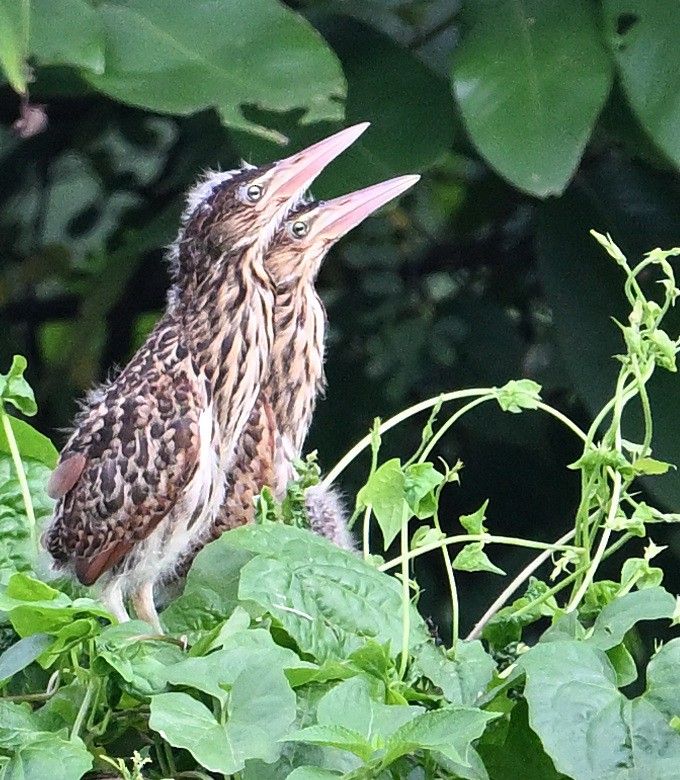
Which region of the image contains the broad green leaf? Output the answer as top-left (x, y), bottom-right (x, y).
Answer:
top-left (0, 0), bottom-right (28, 93)
top-left (150, 655), bottom-right (296, 774)
top-left (285, 725), bottom-right (374, 763)
top-left (0, 633), bottom-right (52, 683)
top-left (287, 769), bottom-right (341, 780)
top-left (315, 676), bottom-right (423, 741)
top-left (383, 706), bottom-right (497, 767)
top-left (94, 621), bottom-right (185, 698)
top-left (452, 0), bottom-right (612, 196)
top-left (356, 458), bottom-right (409, 548)
top-left (0, 732), bottom-right (93, 780)
top-left (603, 1), bottom-right (680, 169)
top-left (606, 643), bottom-right (638, 688)
top-left (0, 702), bottom-right (37, 748)
top-left (0, 356), bottom-right (37, 416)
top-left (161, 541), bottom-right (253, 637)
top-left (412, 640), bottom-right (495, 706)
top-left (643, 638), bottom-right (680, 721)
top-left (30, 0), bottom-right (105, 73)
top-left (522, 640), bottom-right (680, 779)
top-left (85, 0), bottom-right (345, 139)
top-left (587, 587), bottom-right (675, 651)
top-left (164, 629), bottom-right (311, 705)
top-left (0, 416), bottom-right (58, 468)
top-left (231, 525), bottom-right (430, 662)
top-left (234, 17), bottom-right (455, 195)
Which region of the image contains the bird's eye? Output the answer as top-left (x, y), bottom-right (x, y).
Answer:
top-left (245, 184), bottom-right (263, 203)
top-left (290, 220), bottom-right (308, 239)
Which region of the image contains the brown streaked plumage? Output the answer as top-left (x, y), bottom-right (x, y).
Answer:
top-left (206, 175), bottom-right (421, 545)
top-left (42, 124), bottom-right (369, 631)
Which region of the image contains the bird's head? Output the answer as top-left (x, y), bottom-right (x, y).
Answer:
top-left (170, 123), bottom-right (369, 281)
top-left (265, 174), bottom-right (420, 287)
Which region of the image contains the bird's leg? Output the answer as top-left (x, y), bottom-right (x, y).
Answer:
top-left (101, 579), bottom-right (131, 624)
top-left (131, 582), bottom-right (163, 634)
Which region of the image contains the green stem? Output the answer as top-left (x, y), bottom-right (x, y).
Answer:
top-left (362, 505), bottom-right (372, 561)
top-left (398, 518), bottom-right (410, 680)
top-left (418, 395), bottom-right (494, 462)
top-left (1, 411), bottom-right (37, 548)
top-left (379, 533), bottom-right (580, 572)
top-left (70, 679), bottom-right (95, 742)
top-left (322, 388), bottom-right (494, 488)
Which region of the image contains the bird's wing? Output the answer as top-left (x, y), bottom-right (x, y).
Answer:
top-left (44, 366), bottom-right (204, 585)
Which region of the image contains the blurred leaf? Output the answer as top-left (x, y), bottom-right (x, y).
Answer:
top-left (0, 633), bottom-right (52, 683)
top-left (603, 1), bottom-right (680, 169)
top-left (0, 732), bottom-right (93, 779)
top-left (30, 0), bottom-right (105, 73)
top-left (0, 0), bottom-right (28, 93)
top-left (453, 542), bottom-right (505, 575)
top-left (644, 638), bottom-right (680, 721)
top-left (234, 17), bottom-right (455, 195)
top-left (452, 0), bottom-right (612, 196)
top-left (85, 0), bottom-right (345, 140)
top-left (412, 640), bottom-right (495, 706)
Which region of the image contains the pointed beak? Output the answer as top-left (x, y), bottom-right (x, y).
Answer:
top-left (265, 123), bottom-right (370, 206)
top-left (310, 174), bottom-right (420, 242)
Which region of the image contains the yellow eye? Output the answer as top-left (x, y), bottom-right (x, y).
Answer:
top-left (245, 184), bottom-right (263, 203)
top-left (290, 220), bottom-right (308, 238)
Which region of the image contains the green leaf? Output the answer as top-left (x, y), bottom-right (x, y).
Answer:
top-left (412, 640), bottom-right (495, 706)
top-left (606, 643), bottom-right (638, 688)
top-left (229, 525), bottom-right (431, 661)
top-left (644, 638), bottom-right (680, 721)
top-left (85, 0), bottom-right (345, 140)
top-left (494, 379), bottom-right (542, 414)
top-left (0, 732), bottom-right (93, 780)
top-left (356, 458), bottom-right (410, 549)
top-left (603, 0), bottom-right (680, 169)
top-left (0, 0), bottom-right (28, 93)
top-left (0, 416), bottom-right (58, 468)
top-left (453, 543), bottom-right (505, 575)
top-left (452, 0), bottom-right (612, 196)
top-left (94, 621), bottom-right (185, 698)
top-left (285, 725), bottom-right (374, 763)
top-left (0, 701), bottom-right (37, 748)
top-left (287, 769), bottom-right (341, 780)
top-left (0, 633), bottom-right (53, 683)
top-left (383, 706), bottom-right (497, 767)
top-left (587, 587), bottom-right (676, 650)
top-left (30, 0), bottom-right (105, 73)
top-left (150, 653), bottom-right (297, 775)
top-left (160, 540), bottom-right (253, 637)
top-left (632, 456), bottom-right (674, 475)
top-left (522, 640), bottom-right (680, 779)
top-left (0, 356), bottom-right (37, 416)
top-left (403, 462), bottom-right (444, 520)
top-left (459, 500), bottom-right (489, 535)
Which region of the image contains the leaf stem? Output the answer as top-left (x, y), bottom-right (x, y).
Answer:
top-left (398, 517), bottom-right (410, 680)
top-left (1, 410), bottom-right (37, 548)
top-left (70, 679), bottom-right (95, 742)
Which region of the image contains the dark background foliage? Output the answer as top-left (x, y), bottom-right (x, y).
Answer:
top-left (1, 0), bottom-right (679, 636)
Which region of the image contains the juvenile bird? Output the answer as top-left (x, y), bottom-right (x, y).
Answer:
top-left (42, 124), bottom-right (368, 631)
top-left (208, 175), bottom-right (420, 546)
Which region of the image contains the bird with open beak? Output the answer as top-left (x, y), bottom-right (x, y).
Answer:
top-left (42, 124), bottom-right (369, 632)
top-left (207, 174), bottom-right (420, 547)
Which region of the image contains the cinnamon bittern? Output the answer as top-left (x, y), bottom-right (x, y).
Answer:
top-left (209, 175), bottom-right (420, 546)
top-left (42, 123), bottom-right (369, 631)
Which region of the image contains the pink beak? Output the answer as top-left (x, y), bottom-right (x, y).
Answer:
top-left (310, 174), bottom-right (420, 242)
top-left (265, 123), bottom-right (370, 206)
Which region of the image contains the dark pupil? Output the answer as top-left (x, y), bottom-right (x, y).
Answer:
top-left (292, 221), bottom-right (307, 237)
top-left (247, 185), bottom-right (261, 200)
